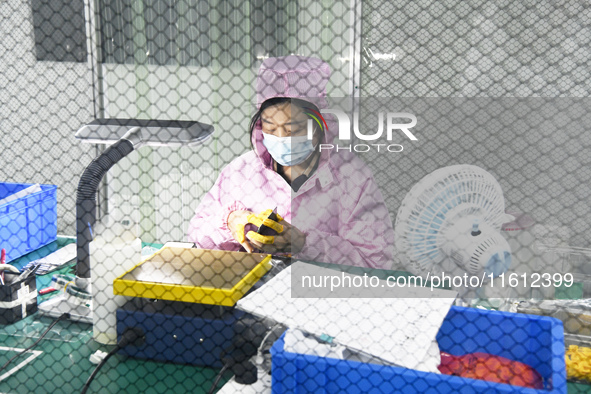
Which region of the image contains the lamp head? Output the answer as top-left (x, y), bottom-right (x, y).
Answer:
top-left (75, 118), bottom-right (214, 147)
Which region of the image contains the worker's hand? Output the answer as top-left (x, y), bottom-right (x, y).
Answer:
top-left (228, 209), bottom-right (284, 253)
top-left (227, 210), bottom-right (258, 253)
top-left (246, 216), bottom-right (306, 255)
top-left (244, 208), bottom-right (284, 235)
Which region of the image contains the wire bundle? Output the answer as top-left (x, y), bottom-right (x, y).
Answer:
top-left (566, 345), bottom-right (591, 382)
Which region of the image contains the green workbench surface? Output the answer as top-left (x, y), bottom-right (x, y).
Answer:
top-left (1, 238), bottom-right (230, 393)
top-left (0, 314), bottom-right (229, 393)
top-left (568, 382), bottom-right (591, 393)
top-left (2, 240), bottom-right (590, 392)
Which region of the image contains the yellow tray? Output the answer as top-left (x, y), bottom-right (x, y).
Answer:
top-left (113, 247), bottom-right (273, 306)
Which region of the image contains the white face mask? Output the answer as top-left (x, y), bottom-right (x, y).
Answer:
top-left (262, 133), bottom-right (316, 167)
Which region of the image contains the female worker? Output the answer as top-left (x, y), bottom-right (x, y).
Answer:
top-left (188, 56), bottom-right (394, 269)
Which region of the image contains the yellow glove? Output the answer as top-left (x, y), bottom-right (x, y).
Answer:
top-left (236, 209), bottom-right (284, 245)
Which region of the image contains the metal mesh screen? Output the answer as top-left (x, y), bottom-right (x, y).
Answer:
top-left (0, 0), bottom-right (589, 392)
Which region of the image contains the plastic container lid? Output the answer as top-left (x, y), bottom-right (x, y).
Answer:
top-left (113, 247), bottom-right (273, 306)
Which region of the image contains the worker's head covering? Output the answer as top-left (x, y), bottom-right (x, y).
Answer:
top-left (256, 55), bottom-right (330, 109)
top-left (251, 55), bottom-right (335, 167)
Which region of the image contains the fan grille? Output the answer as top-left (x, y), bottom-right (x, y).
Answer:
top-left (395, 165), bottom-right (506, 275)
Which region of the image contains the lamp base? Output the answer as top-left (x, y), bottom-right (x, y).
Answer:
top-left (38, 293), bottom-right (92, 324)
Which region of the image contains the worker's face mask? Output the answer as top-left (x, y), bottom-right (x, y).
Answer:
top-left (262, 133), bottom-right (316, 167)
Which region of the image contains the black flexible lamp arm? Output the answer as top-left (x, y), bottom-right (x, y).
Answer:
top-left (75, 137), bottom-right (135, 282)
top-left (72, 119), bottom-right (214, 292)
top-left (38, 119), bottom-right (213, 323)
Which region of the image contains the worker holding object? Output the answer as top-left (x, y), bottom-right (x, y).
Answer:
top-left (188, 56), bottom-right (394, 269)
top-left (231, 208), bottom-right (306, 255)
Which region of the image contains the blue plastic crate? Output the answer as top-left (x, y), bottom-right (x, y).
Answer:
top-left (271, 305), bottom-right (566, 393)
top-left (0, 182), bottom-right (57, 263)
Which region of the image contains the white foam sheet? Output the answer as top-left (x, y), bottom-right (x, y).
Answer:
top-left (237, 262), bottom-right (457, 371)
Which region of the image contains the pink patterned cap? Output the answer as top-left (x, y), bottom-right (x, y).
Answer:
top-left (256, 55), bottom-right (331, 109)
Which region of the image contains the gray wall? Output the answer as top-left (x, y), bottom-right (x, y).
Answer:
top-left (0, 0), bottom-right (95, 235)
top-left (360, 0), bottom-right (591, 249)
top-left (0, 0), bottom-right (356, 242)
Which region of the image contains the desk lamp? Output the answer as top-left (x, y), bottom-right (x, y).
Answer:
top-left (39, 119), bottom-right (214, 323)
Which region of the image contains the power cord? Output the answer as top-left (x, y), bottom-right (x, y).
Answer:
top-left (255, 323), bottom-right (282, 366)
top-left (80, 327), bottom-right (144, 394)
top-left (207, 364), bottom-right (230, 394)
top-left (0, 312), bottom-right (70, 373)
top-left (207, 323), bottom-right (285, 394)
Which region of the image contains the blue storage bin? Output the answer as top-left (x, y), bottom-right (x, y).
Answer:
top-left (270, 306), bottom-right (566, 393)
top-left (0, 182), bottom-right (57, 263)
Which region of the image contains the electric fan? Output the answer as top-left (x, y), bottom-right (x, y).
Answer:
top-left (394, 165), bottom-right (512, 280)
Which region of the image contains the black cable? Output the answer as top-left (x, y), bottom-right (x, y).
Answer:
top-left (0, 313), bottom-right (70, 373)
top-left (80, 347), bottom-right (118, 394)
top-left (207, 364), bottom-right (229, 394)
top-left (80, 328), bottom-right (144, 394)
top-left (206, 318), bottom-right (284, 393)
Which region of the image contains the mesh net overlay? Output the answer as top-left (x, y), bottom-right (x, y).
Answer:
top-left (0, 0), bottom-right (590, 393)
